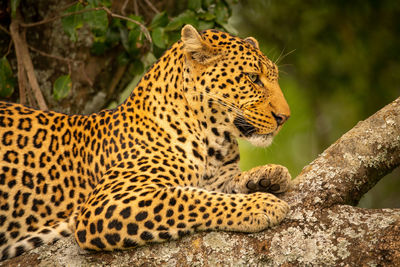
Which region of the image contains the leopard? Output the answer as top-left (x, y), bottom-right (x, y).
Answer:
top-left (0, 24), bottom-right (291, 260)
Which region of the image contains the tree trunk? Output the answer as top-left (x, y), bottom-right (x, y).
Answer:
top-left (2, 98), bottom-right (400, 266)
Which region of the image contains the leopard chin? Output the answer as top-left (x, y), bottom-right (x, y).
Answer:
top-left (247, 134), bottom-right (274, 147)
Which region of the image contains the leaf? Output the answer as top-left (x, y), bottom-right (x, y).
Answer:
top-left (91, 41), bottom-right (108, 55)
top-left (143, 52), bottom-right (157, 67)
top-left (220, 22), bottom-right (238, 35)
top-left (99, 0), bottom-right (111, 7)
top-left (215, 1), bottom-right (229, 23)
top-left (188, 0), bottom-right (202, 11)
top-left (104, 26), bottom-right (122, 45)
top-left (128, 27), bottom-right (141, 43)
top-left (117, 52), bottom-right (130, 66)
top-left (165, 10), bottom-right (198, 31)
top-left (198, 20), bottom-right (214, 31)
top-left (61, 3), bottom-right (84, 42)
top-left (165, 31), bottom-right (181, 46)
top-left (150, 11), bottom-right (169, 29)
top-left (128, 29), bottom-right (141, 56)
top-left (90, 26), bottom-right (121, 55)
top-left (11, 0), bottom-right (20, 18)
top-left (83, 8), bottom-right (108, 35)
top-left (53, 75), bottom-right (72, 101)
top-left (130, 60), bottom-right (144, 76)
top-left (120, 28), bottom-right (130, 52)
top-left (202, 0), bottom-right (214, 7)
top-left (152, 27), bottom-right (166, 49)
top-left (126, 15), bottom-right (144, 30)
top-left (0, 57), bottom-right (15, 98)
top-left (199, 12), bottom-right (216, 21)
top-left (86, 0), bottom-right (101, 6)
top-left (120, 27), bottom-right (141, 57)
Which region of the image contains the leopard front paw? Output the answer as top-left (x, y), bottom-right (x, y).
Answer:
top-left (239, 164), bottom-right (291, 194)
top-left (236, 193), bottom-right (290, 232)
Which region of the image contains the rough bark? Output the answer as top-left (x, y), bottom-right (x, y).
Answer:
top-left (2, 98), bottom-right (400, 266)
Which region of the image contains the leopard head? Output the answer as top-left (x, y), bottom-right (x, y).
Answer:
top-left (181, 25), bottom-right (290, 147)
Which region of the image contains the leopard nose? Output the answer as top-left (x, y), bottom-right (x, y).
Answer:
top-left (272, 112), bottom-right (289, 126)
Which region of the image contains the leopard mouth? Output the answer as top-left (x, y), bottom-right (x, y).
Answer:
top-left (233, 115), bottom-right (256, 137)
top-left (233, 115), bottom-right (274, 147)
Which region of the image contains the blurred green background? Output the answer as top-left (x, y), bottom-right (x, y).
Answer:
top-left (232, 0), bottom-right (400, 208)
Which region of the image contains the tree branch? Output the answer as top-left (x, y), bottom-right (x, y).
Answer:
top-left (28, 45), bottom-right (75, 75)
top-left (19, 6), bottom-right (152, 45)
top-left (9, 15), bottom-right (48, 110)
top-left (144, 0), bottom-right (160, 14)
top-left (9, 19), bottom-right (28, 107)
top-left (287, 97), bottom-right (400, 208)
top-left (0, 24), bottom-right (10, 35)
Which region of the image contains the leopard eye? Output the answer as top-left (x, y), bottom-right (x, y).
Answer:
top-left (247, 73), bottom-right (263, 86)
top-left (249, 74), bottom-right (258, 82)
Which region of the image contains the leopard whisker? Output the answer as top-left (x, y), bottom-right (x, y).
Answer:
top-left (275, 48), bottom-right (296, 65)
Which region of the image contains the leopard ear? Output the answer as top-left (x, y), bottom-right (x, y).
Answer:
top-left (181, 25), bottom-right (217, 64)
top-left (244, 37), bottom-right (259, 49)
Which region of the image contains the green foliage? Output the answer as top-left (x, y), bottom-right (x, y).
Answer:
top-left (150, 12), bottom-right (169, 29)
top-left (165, 10), bottom-right (197, 31)
top-left (53, 75), bottom-right (72, 101)
top-left (151, 27), bottom-right (166, 49)
top-left (0, 57), bottom-right (15, 98)
top-left (61, 3), bottom-right (85, 42)
top-left (61, 0), bottom-right (237, 72)
top-left (129, 60), bottom-right (144, 76)
top-left (83, 9), bottom-right (108, 35)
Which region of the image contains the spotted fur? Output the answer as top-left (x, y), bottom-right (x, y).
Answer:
top-left (0, 25), bottom-right (291, 260)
